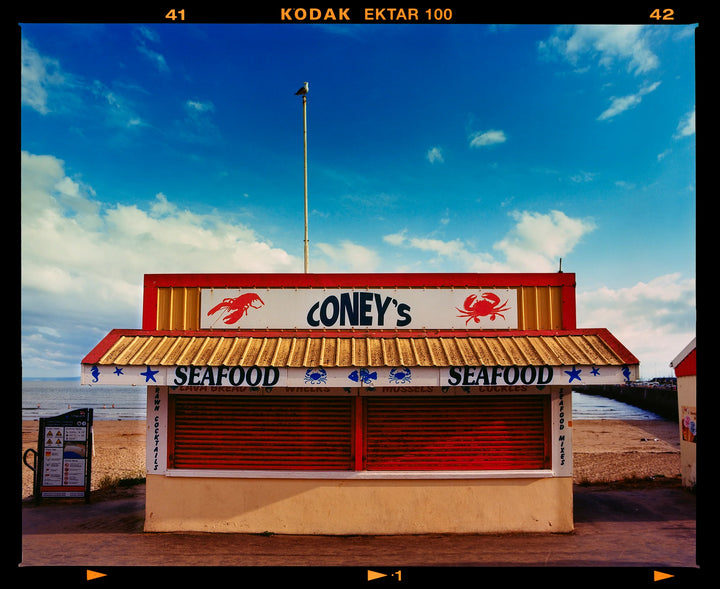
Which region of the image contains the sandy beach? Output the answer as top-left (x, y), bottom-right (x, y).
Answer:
top-left (21, 418), bottom-right (682, 500)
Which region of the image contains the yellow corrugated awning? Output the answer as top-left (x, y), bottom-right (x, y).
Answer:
top-left (83, 329), bottom-right (637, 368)
top-left (81, 329), bottom-right (638, 387)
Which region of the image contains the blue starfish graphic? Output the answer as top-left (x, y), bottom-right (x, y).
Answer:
top-left (114, 367), bottom-right (124, 376)
top-left (565, 367), bottom-right (582, 383)
top-left (591, 367), bottom-right (600, 376)
top-left (141, 366), bottom-right (159, 383)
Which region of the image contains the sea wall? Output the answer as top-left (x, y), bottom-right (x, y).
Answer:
top-left (574, 385), bottom-right (678, 420)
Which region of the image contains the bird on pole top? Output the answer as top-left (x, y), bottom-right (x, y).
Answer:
top-left (295, 82), bottom-right (309, 95)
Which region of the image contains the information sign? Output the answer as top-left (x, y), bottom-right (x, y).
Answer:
top-left (36, 408), bottom-right (93, 501)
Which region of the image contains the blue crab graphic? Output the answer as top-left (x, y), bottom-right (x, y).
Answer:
top-left (348, 369), bottom-right (377, 385)
top-left (304, 368), bottom-right (328, 385)
top-left (388, 367), bottom-right (412, 384)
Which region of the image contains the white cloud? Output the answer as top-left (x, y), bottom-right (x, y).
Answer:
top-left (540, 26), bottom-right (665, 126)
top-left (494, 210), bottom-right (596, 271)
top-left (426, 147), bottom-right (444, 163)
top-left (90, 79), bottom-right (146, 129)
top-left (176, 98), bottom-right (220, 143)
top-left (384, 209), bottom-right (595, 273)
top-left (21, 152), bottom-right (693, 381)
top-left (150, 192), bottom-right (176, 216)
top-left (21, 150), bottom-right (298, 286)
top-left (21, 37), bottom-right (66, 114)
top-left (21, 151), bottom-right (298, 376)
top-left (383, 230), bottom-right (407, 246)
top-left (315, 241), bottom-right (380, 272)
top-left (134, 25), bottom-right (169, 73)
top-left (186, 99), bottom-right (215, 113)
top-left (406, 237), bottom-right (468, 258)
top-left (597, 81), bottom-right (660, 121)
top-left (469, 129), bottom-right (507, 148)
top-left (674, 109), bottom-right (695, 139)
top-left (541, 25), bottom-right (659, 76)
top-left (569, 171), bottom-right (598, 183)
top-left (22, 37), bottom-right (146, 129)
top-left (383, 216), bottom-right (694, 378)
top-left (577, 273), bottom-right (695, 377)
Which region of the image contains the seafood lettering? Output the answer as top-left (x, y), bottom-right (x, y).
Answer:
top-left (306, 292), bottom-right (411, 327)
top-left (173, 365), bottom-right (280, 387)
top-left (446, 365), bottom-right (553, 386)
top-left (558, 389), bottom-right (566, 465)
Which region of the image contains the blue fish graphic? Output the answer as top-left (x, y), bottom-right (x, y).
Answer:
top-left (348, 369), bottom-right (377, 384)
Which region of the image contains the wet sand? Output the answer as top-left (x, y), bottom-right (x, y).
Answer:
top-left (571, 418), bottom-right (681, 484)
top-left (21, 418), bottom-right (682, 499)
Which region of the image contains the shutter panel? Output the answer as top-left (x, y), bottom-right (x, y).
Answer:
top-left (365, 395), bottom-right (549, 470)
top-left (170, 395), bottom-right (354, 470)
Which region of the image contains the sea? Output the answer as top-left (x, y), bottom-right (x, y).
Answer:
top-left (22, 379), bottom-right (147, 421)
top-left (21, 379), bottom-right (665, 422)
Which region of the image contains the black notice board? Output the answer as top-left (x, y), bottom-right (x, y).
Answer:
top-left (36, 408), bottom-right (93, 501)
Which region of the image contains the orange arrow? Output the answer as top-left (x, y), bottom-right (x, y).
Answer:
top-left (368, 570), bottom-right (387, 581)
top-left (654, 571), bottom-right (674, 582)
top-left (87, 570), bottom-right (107, 581)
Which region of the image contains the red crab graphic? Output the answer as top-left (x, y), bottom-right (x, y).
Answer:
top-left (207, 293), bottom-right (264, 325)
top-left (456, 293), bottom-right (511, 325)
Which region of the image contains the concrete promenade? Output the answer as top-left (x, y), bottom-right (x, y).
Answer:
top-left (19, 482), bottom-right (701, 586)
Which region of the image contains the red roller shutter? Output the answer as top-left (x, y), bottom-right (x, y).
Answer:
top-left (170, 395), bottom-right (354, 470)
top-left (365, 395), bottom-right (550, 470)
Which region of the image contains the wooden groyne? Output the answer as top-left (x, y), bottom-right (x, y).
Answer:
top-left (573, 384), bottom-right (678, 420)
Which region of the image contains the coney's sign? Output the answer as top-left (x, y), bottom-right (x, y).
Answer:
top-left (200, 288), bottom-right (519, 330)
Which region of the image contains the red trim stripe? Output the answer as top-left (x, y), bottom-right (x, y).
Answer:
top-left (144, 272), bottom-right (576, 289)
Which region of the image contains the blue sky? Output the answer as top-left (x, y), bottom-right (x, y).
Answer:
top-left (20, 20), bottom-right (697, 378)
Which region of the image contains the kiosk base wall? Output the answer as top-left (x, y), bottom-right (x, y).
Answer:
top-left (144, 474), bottom-right (573, 534)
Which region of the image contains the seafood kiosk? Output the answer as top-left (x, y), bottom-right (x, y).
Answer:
top-left (82, 272), bottom-right (638, 534)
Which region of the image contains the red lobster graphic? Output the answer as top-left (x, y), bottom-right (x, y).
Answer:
top-left (207, 293), bottom-right (264, 325)
top-left (456, 292), bottom-right (511, 325)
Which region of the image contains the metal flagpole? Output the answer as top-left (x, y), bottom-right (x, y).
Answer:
top-left (295, 82), bottom-right (309, 273)
top-left (303, 92), bottom-right (308, 273)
